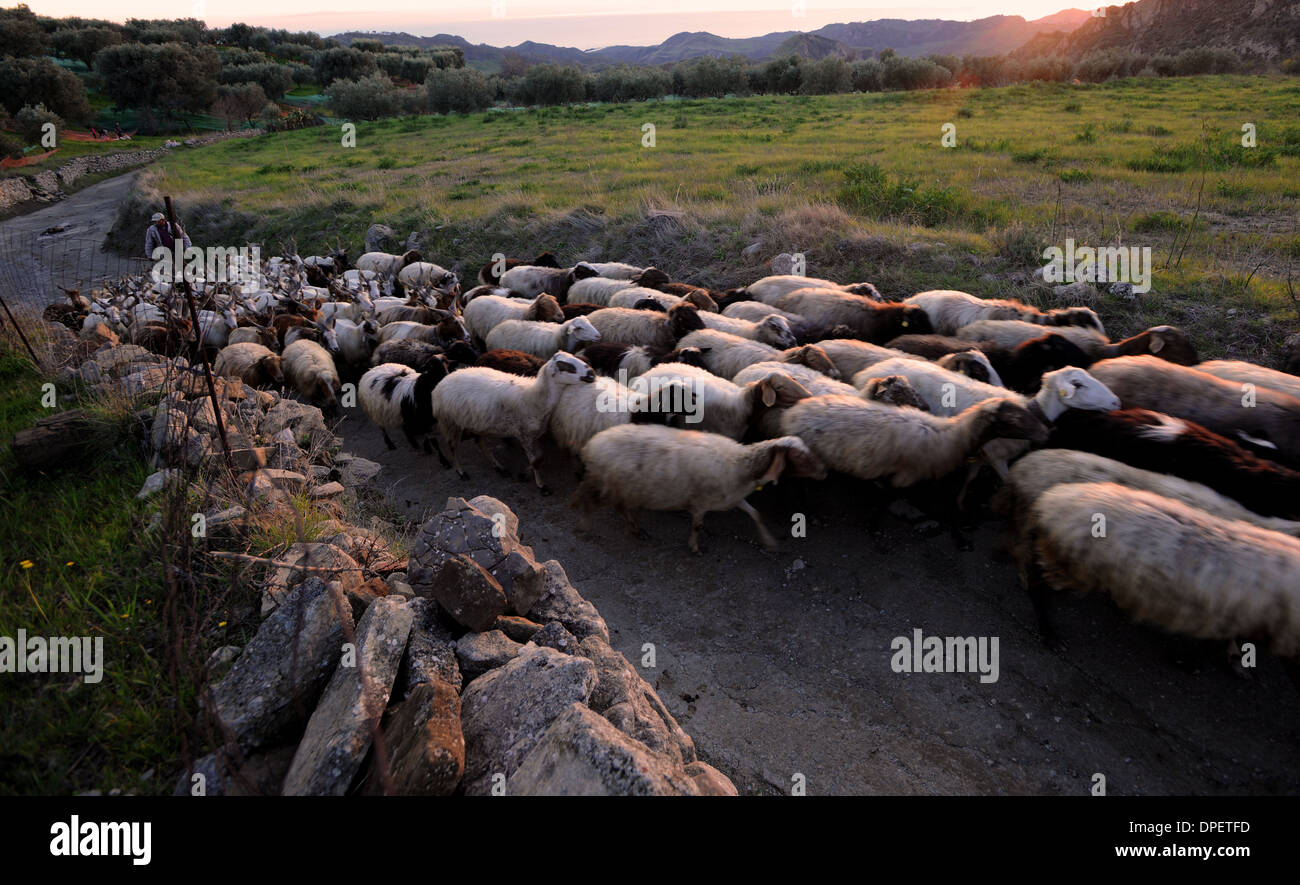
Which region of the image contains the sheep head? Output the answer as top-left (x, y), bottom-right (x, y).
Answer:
top-left (548, 351), bottom-right (596, 384)
top-left (635, 267), bottom-right (672, 289)
top-left (1142, 325), bottom-right (1199, 366)
top-left (259, 354), bottom-right (285, 385)
top-left (785, 344), bottom-right (840, 379)
top-left (562, 316), bottom-right (601, 350)
top-left (667, 303), bottom-right (705, 339)
top-left (757, 315), bottom-right (798, 349)
top-left (1041, 367), bottom-right (1121, 416)
top-left (986, 399), bottom-right (1050, 444)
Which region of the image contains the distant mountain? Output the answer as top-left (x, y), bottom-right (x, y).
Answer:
top-left (332, 9), bottom-right (1096, 70)
top-left (1015, 0), bottom-right (1300, 60)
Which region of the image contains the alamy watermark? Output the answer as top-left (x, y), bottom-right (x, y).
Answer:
top-left (151, 244), bottom-right (262, 292)
top-left (1041, 238), bottom-right (1151, 293)
top-left (890, 628), bottom-right (999, 683)
top-left (594, 369), bottom-right (704, 424)
top-left (0, 630), bottom-right (104, 683)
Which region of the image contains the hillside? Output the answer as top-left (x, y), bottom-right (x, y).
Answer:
top-left (331, 9), bottom-right (1092, 68)
top-left (1016, 0), bottom-right (1300, 60)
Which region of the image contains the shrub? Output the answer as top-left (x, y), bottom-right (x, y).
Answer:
top-left (14, 104), bottom-right (63, 147)
top-left (426, 66), bottom-right (495, 114)
top-left (326, 72), bottom-right (403, 120)
top-left (0, 131), bottom-right (23, 160)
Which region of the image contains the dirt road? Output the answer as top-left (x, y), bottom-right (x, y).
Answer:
top-left (0, 171), bottom-right (144, 314)
top-left (337, 413), bottom-right (1300, 796)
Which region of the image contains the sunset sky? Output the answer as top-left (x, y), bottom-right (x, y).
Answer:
top-left (20, 2), bottom-right (1092, 49)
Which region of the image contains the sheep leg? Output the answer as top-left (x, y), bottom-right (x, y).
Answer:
top-left (474, 436), bottom-right (511, 477)
top-left (1022, 544), bottom-right (1064, 652)
top-left (686, 511), bottom-right (703, 554)
top-left (439, 425), bottom-right (468, 479)
top-left (519, 436), bottom-right (550, 495)
top-left (737, 500), bottom-right (778, 550)
top-left (381, 429), bottom-right (398, 451)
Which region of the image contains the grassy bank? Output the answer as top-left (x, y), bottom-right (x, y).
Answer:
top-left (121, 75), bottom-right (1300, 362)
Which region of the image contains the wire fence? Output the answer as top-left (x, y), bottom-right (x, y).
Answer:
top-left (0, 229), bottom-right (152, 319)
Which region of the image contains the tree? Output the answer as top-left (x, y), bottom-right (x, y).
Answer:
top-left (312, 47), bottom-right (377, 86)
top-left (14, 104), bottom-right (63, 147)
top-left (212, 82), bottom-right (268, 128)
top-left (95, 42), bottom-right (222, 120)
top-left (426, 66), bottom-right (494, 114)
top-left (0, 4), bottom-right (47, 57)
top-left (501, 52), bottom-right (528, 79)
top-left (326, 72), bottom-right (402, 120)
top-left (0, 57), bottom-right (91, 122)
top-left (220, 62), bottom-right (293, 99)
top-left (800, 57), bottom-right (851, 95)
top-left (50, 26), bottom-right (122, 68)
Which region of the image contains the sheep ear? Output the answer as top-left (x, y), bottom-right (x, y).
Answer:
top-left (761, 380), bottom-right (777, 407)
top-left (1057, 384), bottom-right (1074, 400)
top-left (1149, 334), bottom-right (1166, 353)
top-left (759, 449), bottom-right (787, 485)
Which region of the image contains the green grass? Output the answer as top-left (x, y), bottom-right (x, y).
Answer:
top-left (0, 346), bottom-right (183, 794)
top-left (128, 74), bottom-right (1300, 361)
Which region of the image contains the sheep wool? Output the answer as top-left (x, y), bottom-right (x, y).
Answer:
top-left (1025, 482), bottom-right (1300, 657)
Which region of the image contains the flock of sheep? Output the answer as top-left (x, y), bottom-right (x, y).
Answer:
top-left (61, 246), bottom-right (1300, 673)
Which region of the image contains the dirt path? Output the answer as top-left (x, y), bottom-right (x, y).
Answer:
top-left (0, 171), bottom-right (145, 314)
top-left (338, 414), bottom-right (1300, 796)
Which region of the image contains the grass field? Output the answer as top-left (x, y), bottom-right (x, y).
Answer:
top-left (127, 74), bottom-right (1300, 361)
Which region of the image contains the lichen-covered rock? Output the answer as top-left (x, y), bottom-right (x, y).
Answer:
top-left (366, 677), bottom-right (463, 796)
top-left (455, 629), bottom-right (522, 678)
top-left (426, 554), bottom-right (509, 632)
top-left (403, 597), bottom-right (461, 696)
top-left (407, 496), bottom-right (545, 617)
top-left (263, 542), bottom-right (362, 615)
top-left (507, 704), bottom-right (699, 796)
top-left (459, 645), bottom-right (597, 795)
top-left (281, 596), bottom-right (414, 796)
top-left (577, 635), bottom-right (695, 767)
top-left (526, 560), bottom-right (609, 643)
top-left (208, 578), bottom-right (351, 753)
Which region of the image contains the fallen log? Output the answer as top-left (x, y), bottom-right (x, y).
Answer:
top-left (10, 409), bottom-right (97, 471)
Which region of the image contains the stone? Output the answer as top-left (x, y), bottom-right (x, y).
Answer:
top-left (174, 745), bottom-right (297, 797)
top-left (264, 543), bottom-right (363, 615)
top-left (494, 615), bottom-right (544, 643)
top-left (365, 223), bottom-right (397, 253)
top-left (281, 596), bottom-right (414, 796)
top-left (577, 635), bottom-right (695, 767)
top-left (407, 496), bottom-right (543, 617)
top-left (205, 645), bottom-right (241, 681)
top-left (529, 621), bottom-right (579, 655)
top-left (769, 252), bottom-right (797, 275)
top-left (119, 366), bottom-right (170, 396)
top-left (239, 468), bottom-right (306, 493)
top-left (403, 597), bottom-right (461, 695)
top-left (311, 481), bottom-right (344, 499)
top-left (741, 241), bottom-right (763, 258)
top-left (526, 560), bottom-right (609, 643)
top-left (260, 399), bottom-right (333, 449)
top-left (365, 678), bottom-right (463, 795)
top-left (1109, 282), bottom-right (1135, 298)
top-left (459, 645), bottom-right (598, 795)
top-left (426, 554), bottom-right (508, 632)
top-left (206, 506), bottom-right (247, 534)
top-left (386, 580), bottom-right (414, 600)
top-left (94, 344), bottom-right (154, 375)
top-left (508, 704), bottom-right (699, 796)
top-left (455, 629), bottom-right (523, 678)
top-left (336, 455), bottom-right (382, 488)
top-left (136, 468), bottom-right (180, 500)
top-left (684, 760), bottom-right (739, 796)
top-left (343, 576), bottom-right (389, 620)
top-left (208, 578), bottom-right (351, 752)
top-left (1051, 281), bottom-right (1099, 307)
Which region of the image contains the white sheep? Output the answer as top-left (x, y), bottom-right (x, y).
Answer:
top-left (1003, 449), bottom-right (1300, 538)
top-left (572, 425), bottom-right (827, 553)
top-left (584, 261), bottom-right (644, 279)
top-left (213, 342), bottom-right (284, 387)
top-left (1021, 482), bottom-right (1300, 657)
top-left (499, 262), bottom-right (597, 299)
top-left (637, 363), bottom-right (812, 440)
top-left (332, 316), bottom-right (380, 370)
top-left (721, 301), bottom-right (813, 338)
top-left (358, 361), bottom-right (448, 453)
top-left (956, 320), bottom-right (1199, 365)
top-left (606, 286), bottom-right (683, 310)
top-left (744, 275), bottom-right (881, 303)
top-left (699, 312), bottom-right (798, 349)
top-left (801, 338), bottom-right (924, 380)
top-left (780, 394), bottom-right (1049, 487)
top-left (396, 261), bottom-right (458, 294)
top-left (282, 339), bottom-right (342, 414)
top-left (463, 293), bottom-right (564, 343)
top-left (485, 315), bottom-right (601, 358)
top-left (355, 250), bottom-right (422, 280)
top-left (582, 305), bottom-right (705, 350)
top-left (428, 351), bottom-right (596, 492)
top-left (904, 289), bottom-right (1104, 336)
top-left (548, 374), bottom-right (695, 454)
top-left (567, 276), bottom-right (636, 306)
top-left (1196, 359), bottom-right (1300, 401)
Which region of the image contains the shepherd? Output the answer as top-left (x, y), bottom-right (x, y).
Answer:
top-left (144, 211), bottom-right (191, 259)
